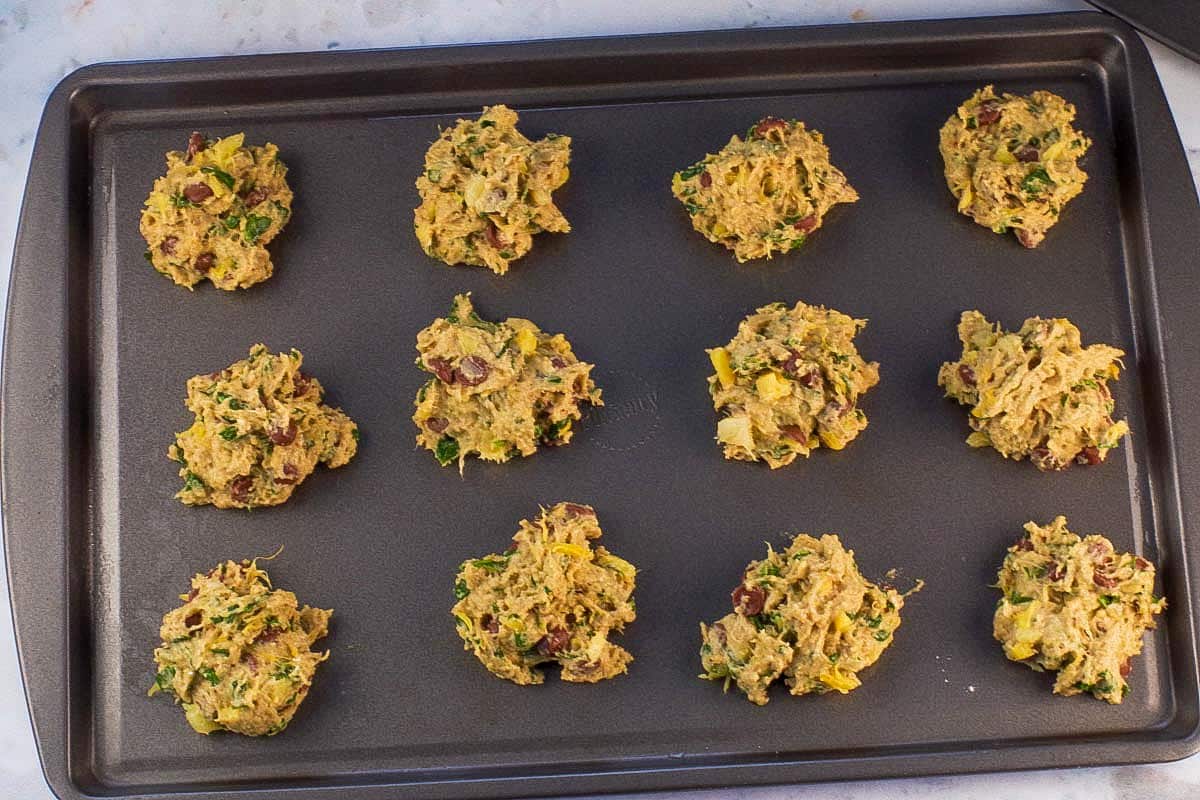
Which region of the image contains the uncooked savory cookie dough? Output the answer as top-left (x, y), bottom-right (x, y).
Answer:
top-left (452, 502), bottom-right (637, 685)
top-left (706, 300), bottom-right (879, 468)
top-left (169, 345), bottom-right (359, 509)
top-left (414, 294), bottom-right (602, 470)
top-left (994, 516), bottom-right (1165, 704)
top-left (149, 558), bottom-right (331, 735)
top-left (671, 116), bottom-right (858, 262)
top-left (414, 105), bottom-right (571, 275)
top-left (140, 131), bottom-right (293, 289)
top-left (700, 533), bottom-right (915, 705)
top-left (938, 310), bottom-right (1129, 471)
top-left (939, 85), bottom-right (1090, 248)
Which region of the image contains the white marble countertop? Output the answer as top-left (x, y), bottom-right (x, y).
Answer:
top-left (1, 1), bottom-right (1198, 798)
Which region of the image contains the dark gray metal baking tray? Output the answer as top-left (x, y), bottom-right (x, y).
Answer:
top-left (1089, 1), bottom-right (1200, 63)
top-left (4, 10), bottom-right (1200, 800)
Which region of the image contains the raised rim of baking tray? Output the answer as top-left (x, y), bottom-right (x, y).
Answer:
top-left (4, 10), bottom-right (1200, 800)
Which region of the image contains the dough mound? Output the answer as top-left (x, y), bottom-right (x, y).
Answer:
top-left (671, 117), bottom-right (858, 262)
top-left (700, 533), bottom-right (911, 705)
top-left (452, 502), bottom-right (637, 685)
top-left (706, 300), bottom-right (879, 468)
top-left (413, 294), bottom-right (601, 470)
top-left (938, 310), bottom-right (1129, 470)
top-left (140, 131), bottom-right (293, 290)
top-left (149, 559), bottom-right (331, 735)
top-left (414, 105), bottom-right (571, 274)
top-left (169, 345), bottom-right (359, 509)
top-left (994, 516), bottom-right (1165, 704)
top-left (939, 85), bottom-right (1090, 248)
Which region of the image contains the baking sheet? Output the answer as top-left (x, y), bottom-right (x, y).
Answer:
top-left (4, 11), bottom-right (1199, 800)
top-left (1090, 1), bottom-right (1200, 63)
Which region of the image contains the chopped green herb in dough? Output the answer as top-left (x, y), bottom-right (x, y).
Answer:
top-left (414, 294), bottom-right (601, 470)
top-left (707, 300), bottom-right (879, 467)
top-left (993, 516), bottom-right (1165, 703)
top-left (149, 558), bottom-right (331, 735)
top-left (700, 533), bottom-right (917, 705)
top-left (140, 132), bottom-right (293, 289)
top-left (939, 86), bottom-right (1090, 248)
top-left (414, 105), bottom-right (571, 274)
top-left (452, 502), bottom-right (637, 685)
top-left (169, 345), bottom-right (359, 508)
top-left (671, 117), bottom-right (858, 262)
top-left (938, 310), bottom-right (1129, 470)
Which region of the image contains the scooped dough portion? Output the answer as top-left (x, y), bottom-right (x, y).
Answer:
top-left (149, 558), bottom-right (331, 735)
top-left (939, 85), bottom-right (1090, 248)
top-left (414, 105), bottom-right (571, 274)
top-left (700, 534), bottom-right (913, 705)
top-left (169, 344), bottom-right (359, 509)
top-left (414, 294), bottom-right (602, 470)
top-left (994, 516), bottom-right (1165, 704)
top-left (140, 132), bottom-right (293, 289)
top-left (938, 310), bottom-right (1129, 471)
top-left (671, 117), bottom-right (858, 262)
top-left (707, 300), bottom-right (879, 468)
top-left (452, 502), bottom-right (637, 685)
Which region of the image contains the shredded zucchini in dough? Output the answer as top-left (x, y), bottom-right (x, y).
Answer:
top-left (939, 85), bottom-right (1090, 248)
top-left (700, 533), bottom-right (914, 705)
top-left (169, 345), bottom-right (359, 508)
top-left (452, 502), bottom-right (637, 685)
top-left (413, 294), bottom-right (601, 470)
top-left (140, 131), bottom-right (293, 289)
top-left (707, 300), bottom-right (879, 468)
top-left (671, 117), bottom-right (858, 262)
top-left (414, 105), bottom-right (571, 274)
top-left (994, 516), bottom-right (1165, 704)
top-left (149, 558), bottom-right (331, 735)
top-left (938, 310), bottom-right (1129, 471)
